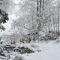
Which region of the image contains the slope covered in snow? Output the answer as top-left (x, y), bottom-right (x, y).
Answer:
top-left (22, 41), bottom-right (60, 60)
top-left (0, 40), bottom-right (60, 60)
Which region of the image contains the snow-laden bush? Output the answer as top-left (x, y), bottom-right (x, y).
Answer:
top-left (14, 47), bottom-right (34, 54)
top-left (13, 56), bottom-right (23, 60)
top-left (39, 31), bottom-right (58, 41)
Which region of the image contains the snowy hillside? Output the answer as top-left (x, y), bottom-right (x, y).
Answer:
top-left (0, 0), bottom-right (60, 60)
top-left (0, 39), bottom-right (60, 60)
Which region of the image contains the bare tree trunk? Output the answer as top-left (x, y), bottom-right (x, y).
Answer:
top-left (40, 0), bottom-right (42, 13)
top-left (37, 0), bottom-right (39, 17)
top-left (57, 0), bottom-right (60, 36)
top-left (43, 0), bottom-right (44, 10)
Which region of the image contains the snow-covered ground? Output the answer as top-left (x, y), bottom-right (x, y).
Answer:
top-left (0, 40), bottom-right (60, 60)
top-left (0, 0), bottom-right (60, 60)
top-left (23, 41), bottom-right (60, 60)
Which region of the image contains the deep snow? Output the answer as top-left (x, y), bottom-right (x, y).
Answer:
top-left (0, 40), bottom-right (60, 60)
top-left (23, 41), bottom-right (60, 60)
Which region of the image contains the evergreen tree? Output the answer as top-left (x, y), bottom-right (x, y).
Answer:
top-left (0, 9), bottom-right (9, 30)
